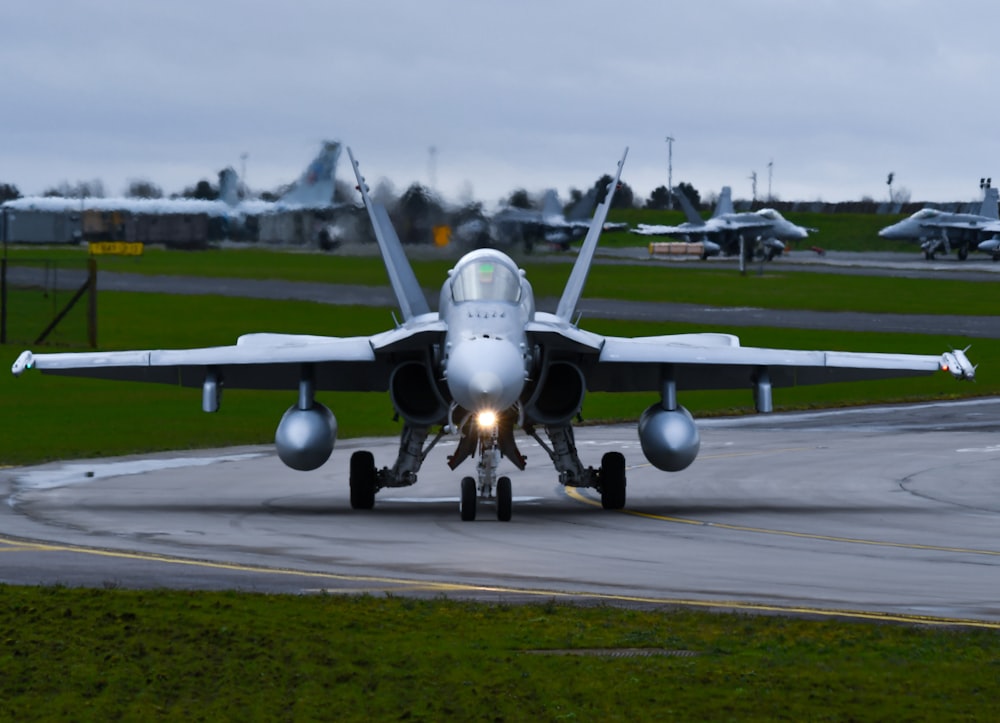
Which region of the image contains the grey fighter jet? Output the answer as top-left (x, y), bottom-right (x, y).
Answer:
top-left (878, 187), bottom-right (1000, 260)
top-left (453, 188), bottom-right (599, 252)
top-left (11, 148), bottom-right (976, 521)
top-left (632, 186), bottom-right (814, 268)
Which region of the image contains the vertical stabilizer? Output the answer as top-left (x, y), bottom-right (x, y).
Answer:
top-left (980, 187), bottom-right (999, 220)
top-left (673, 186), bottom-right (704, 225)
top-left (348, 148), bottom-right (430, 322)
top-left (539, 189), bottom-right (563, 220)
top-left (712, 186), bottom-right (734, 218)
top-left (565, 187), bottom-right (598, 221)
top-left (555, 148), bottom-right (628, 322)
top-left (280, 141), bottom-right (342, 207)
top-left (218, 167), bottom-right (240, 206)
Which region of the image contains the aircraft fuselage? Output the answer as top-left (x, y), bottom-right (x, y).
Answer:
top-left (439, 249), bottom-right (534, 416)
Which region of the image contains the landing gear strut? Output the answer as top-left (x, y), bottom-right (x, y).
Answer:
top-left (525, 424), bottom-right (628, 509)
top-left (449, 410), bottom-right (521, 522)
top-left (348, 424), bottom-right (446, 510)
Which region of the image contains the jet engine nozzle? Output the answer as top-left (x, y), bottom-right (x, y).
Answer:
top-left (275, 402), bottom-right (337, 471)
top-left (638, 403), bottom-right (700, 472)
top-left (446, 337), bottom-right (525, 413)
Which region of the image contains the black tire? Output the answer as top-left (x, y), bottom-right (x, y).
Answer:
top-left (496, 476), bottom-right (512, 522)
top-left (460, 476), bottom-right (477, 521)
top-left (924, 250), bottom-right (935, 261)
top-left (349, 450), bottom-right (377, 510)
top-left (600, 452), bottom-right (627, 510)
top-left (958, 246), bottom-right (969, 261)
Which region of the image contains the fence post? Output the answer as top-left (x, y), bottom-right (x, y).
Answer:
top-left (1, 257), bottom-right (7, 345)
top-left (87, 256), bottom-right (97, 348)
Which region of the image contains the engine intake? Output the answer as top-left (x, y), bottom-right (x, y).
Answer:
top-left (390, 361), bottom-right (448, 425)
top-left (524, 361), bottom-right (585, 426)
top-left (638, 403), bottom-right (700, 472)
top-left (275, 402), bottom-right (337, 471)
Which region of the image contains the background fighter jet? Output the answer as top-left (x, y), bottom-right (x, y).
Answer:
top-left (452, 188), bottom-right (600, 252)
top-left (11, 149), bottom-right (975, 522)
top-left (632, 186), bottom-right (814, 269)
top-left (878, 185), bottom-right (1000, 260)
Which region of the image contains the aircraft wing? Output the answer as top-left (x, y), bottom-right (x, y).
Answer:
top-left (521, 327), bottom-right (973, 393)
top-left (920, 219), bottom-right (1000, 233)
top-left (11, 323), bottom-right (447, 392)
top-left (631, 223), bottom-right (701, 237)
top-left (632, 217), bottom-right (773, 237)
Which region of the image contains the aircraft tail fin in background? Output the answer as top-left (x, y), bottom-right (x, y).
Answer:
top-left (980, 187), bottom-right (999, 220)
top-left (539, 189), bottom-right (563, 220)
top-left (218, 167), bottom-right (240, 206)
top-left (673, 187), bottom-right (704, 225)
top-left (565, 187), bottom-right (598, 221)
top-left (280, 141), bottom-right (342, 206)
top-left (712, 186), bottom-right (734, 218)
top-left (555, 148), bottom-right (628, 322)
top-left (348, 148), bottom-right (430, 322)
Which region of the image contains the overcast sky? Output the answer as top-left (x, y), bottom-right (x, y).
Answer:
top-left (3, 1), bottom-right (998, 206)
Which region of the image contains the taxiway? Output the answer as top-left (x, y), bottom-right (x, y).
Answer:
top-left (2, 398), bottom-right (998, 626)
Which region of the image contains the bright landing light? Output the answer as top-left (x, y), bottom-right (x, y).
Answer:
top-left (476, 410), bottom-right (498, 429)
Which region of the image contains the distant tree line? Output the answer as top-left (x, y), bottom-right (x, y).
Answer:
top-left (0, 171), bottom-right (970, 219)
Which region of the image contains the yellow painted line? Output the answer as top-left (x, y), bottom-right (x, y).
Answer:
top-left (565, 487), bottom-right (1000, 557)
top-left (0, 533), bottom-right (997, 630)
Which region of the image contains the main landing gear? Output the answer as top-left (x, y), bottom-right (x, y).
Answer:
top-left (348, 416), bottom-right (627, 521)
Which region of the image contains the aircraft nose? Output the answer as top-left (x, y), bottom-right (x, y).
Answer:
top-left (446, 337), bottom-right (525, 412)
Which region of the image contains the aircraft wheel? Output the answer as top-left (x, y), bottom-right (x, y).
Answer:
top-left (496, 476), bottom-right (512, 522)
top-left (924, 250), bottom-right (935, 261)
top-left (958, 246), bottom-right (969, 261)
top-left (460, 476), bottom-right (477, 521)
top-left (600, 452), bottom-right (627, 510)
top-left (349, 451), bottom-right (377, 510)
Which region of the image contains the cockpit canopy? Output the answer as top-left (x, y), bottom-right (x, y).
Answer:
top-left (451, 256), bottom-right (522, 303)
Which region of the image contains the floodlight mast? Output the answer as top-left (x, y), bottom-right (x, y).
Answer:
top-left (665, 135), bottom-right (674, 210)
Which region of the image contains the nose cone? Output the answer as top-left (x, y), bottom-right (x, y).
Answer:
top-left (447, 338), bottom-right (525, 412)
top-left (878, 223), bottom-right (904, 240)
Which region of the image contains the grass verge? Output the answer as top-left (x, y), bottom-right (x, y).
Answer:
top-left (1, 587), bottom-right (997, 721)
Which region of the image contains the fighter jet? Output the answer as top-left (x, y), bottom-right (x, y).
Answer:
top-left (11, 148), bottom-right (976, 522)
top-left (453, 188), bottom-right (599, 252)
top-left (877, 185), bottom-right (1000, 260)
top-left (632, 186), bottom-right (814, 268)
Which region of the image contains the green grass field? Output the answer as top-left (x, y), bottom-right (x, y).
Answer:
top-left (1, 587), bottom-right (997, 721)
top-left (2, 243), bottom-right (997, 720)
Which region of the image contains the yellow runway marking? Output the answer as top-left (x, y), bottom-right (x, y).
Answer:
top-left (565, 487), bottom-right (1000, 557)
top-left (0, 533), bottom-right (997, 630)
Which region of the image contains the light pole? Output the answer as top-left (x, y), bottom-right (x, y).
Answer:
top-left (767, 160), bottom-right (773, 202)
top-left (749, 171), bottom-right (758, 204)
top-left (665, 135), bottom-right (674, 210)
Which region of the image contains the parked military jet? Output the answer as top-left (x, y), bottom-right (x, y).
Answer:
top-left (11, 149), bottom-right (976, 521)
top-left (878, 186), bottom-right (1000, 260)
top-left (452, 188), bottom-right (600, 252)
top-left (632, 186), bottom-right (814, 268)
